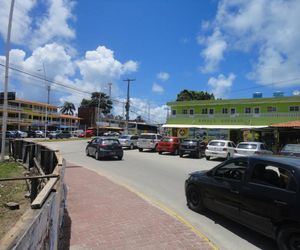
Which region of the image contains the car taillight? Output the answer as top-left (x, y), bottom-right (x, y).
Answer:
top-left (223, 148), bottom-right (227, 151)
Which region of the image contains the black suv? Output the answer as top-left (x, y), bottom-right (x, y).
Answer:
top-left (185, 156), bottom-right (300, 250)
top-left (179, 138), bottom-right (206, 158)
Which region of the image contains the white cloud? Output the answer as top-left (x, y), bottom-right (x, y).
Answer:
top-left (157, 72), bottom-right (170, 81)
top-left (152, 83), bottom-right (164, 94)
top-left (200, 0), bottom-right (300, 87)
top-left (208, 73), bottom-right (236, 98)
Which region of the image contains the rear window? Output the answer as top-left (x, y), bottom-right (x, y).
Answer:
top-left (238, 143), bottom-right (257, 149)
top-left (140, 134), bottom-right (156, 139)
top-left (102, 139), bottom-right (119, 145)
top-left (209, 141), bottom-right (225, 146)
top-left (282, 144), bottom-right (300, 153)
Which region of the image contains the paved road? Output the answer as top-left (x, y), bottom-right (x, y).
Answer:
top-left (46, 140), bottom-right (277, 250)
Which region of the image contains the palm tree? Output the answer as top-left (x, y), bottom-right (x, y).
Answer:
top-left (60, 101), bottom-right (76, 115)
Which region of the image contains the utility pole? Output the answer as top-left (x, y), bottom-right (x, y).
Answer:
top-left (1, 0), bottom-right (15, 161)
top-left (123, 79), bottom-right (135, 134)
top-left (108, 83), bottom-right (112, 127)
top-left (43, 63), bottom-right (50, 138)
top-left (97, 92), bottom-right (101, 136)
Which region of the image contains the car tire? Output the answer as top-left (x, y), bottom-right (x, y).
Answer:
top-left (186, 185), bottom-right (204, 213)
top-left (277, 224), bottom-right (300, 250)
top-left (130, 144), bottom-right (134, 150)
top-left (86, 148), bottom-right (90, 156)
top-left (117, 155), bottom-right (123, 160)
top-left (206, 156), bottom-right (210, 160)
top-left (179, 152), bottom-right (183, 158)
top-left (138, 148), bottom-right (143, 152)
top-left (95, 151), bottom-right (100, 160)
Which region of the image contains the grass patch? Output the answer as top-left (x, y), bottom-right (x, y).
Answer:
top-left (35, 137), bottom-right (89, 143)
top-left (0, 161), bottom-right (30, 239)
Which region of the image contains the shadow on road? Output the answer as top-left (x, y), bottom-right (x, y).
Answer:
top-left (58, 209), bottom-right (72, 250)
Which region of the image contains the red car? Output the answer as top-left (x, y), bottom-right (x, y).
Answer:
top-left (157, 136), bottom-right (180, 155)
top-left (78, 129), bottom-right (95, 138)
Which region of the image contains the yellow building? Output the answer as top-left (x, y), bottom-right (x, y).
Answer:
top-left (0, 98), bottom-right (80, 131)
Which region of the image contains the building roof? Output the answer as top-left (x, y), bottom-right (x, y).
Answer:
top-left (167, 95), bottom-right (300, 106)
top-left (13, 98), bottom-right (57, 108)
top-left (59, 114), bottom-right (82, 120)
top-left (162, 124), bottom-right (268, 129)
top-left (270, 120), bottom-right (300, 128)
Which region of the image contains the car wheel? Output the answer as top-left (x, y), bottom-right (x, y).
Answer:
top-left (179, 153), bottom-right (183, 158)
top-left (277, 224), bottom-right (300, 250)
top-left (86, 148), bottom-right (90, 156)
top-left (95, 151), bottom-right (100, 160)
top-left (130, 144), bottom-right (134, 150)
top-left (138, 148), bottom-right (143, 152)
top-left (158, 151), bottom-right (162, 155)
top-left (186, 185), bottom-right (204, 213)
top-left (206, 156), bottom-right (210, 160)
top-left (117, 155), bottom-right (123, 160)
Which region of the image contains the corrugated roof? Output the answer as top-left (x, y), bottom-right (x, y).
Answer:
top-left (270, 121), bottom-right (300, 128)
top-left (162, 124), bottom-right (268, 129)
top-left (59, 114), bottom-right (81, 119)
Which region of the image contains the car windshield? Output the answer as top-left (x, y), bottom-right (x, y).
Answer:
top-left (238, 143), bottom-right (257, 149)
top-left (102, 139), bottom-right (119, 145)
top-left (282, 144), bottom-right (300, 152)
top-left (140, 134), bottom-right (156, 139)
top-left (209, 141), bottom-right (225, 146)
top-left (119, 135), bottom-right (130, 139)
top-left (162, 137), bottom-right (173, 142)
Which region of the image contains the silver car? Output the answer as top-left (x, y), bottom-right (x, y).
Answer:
top-left (118, 135), bottom-right (139, 149)
top-left (205, 140), bottom-right (236, 160)
top-left (234, 142), bottom-right (273, 157)
top-left (137, 133), bottom-right (162, 152)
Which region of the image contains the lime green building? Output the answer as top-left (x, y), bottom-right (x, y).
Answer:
top-left (163, 95), bottom-right (300, 148)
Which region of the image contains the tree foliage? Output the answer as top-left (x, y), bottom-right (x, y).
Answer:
top-left (176, 89), bottom-right (215, 101)
top-left (80, 92), bottom-right (113, 114)
top-left (60, 101), bottom-right (76, 115)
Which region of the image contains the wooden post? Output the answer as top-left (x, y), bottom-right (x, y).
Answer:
top-left (30, 178), bottom-right (39, 202)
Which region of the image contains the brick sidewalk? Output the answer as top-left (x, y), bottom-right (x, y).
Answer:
top-left (61, 164), bottom-right (213, 250)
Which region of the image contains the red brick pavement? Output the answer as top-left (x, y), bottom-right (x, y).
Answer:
top-left (63, 164), bottom-right (213, 250)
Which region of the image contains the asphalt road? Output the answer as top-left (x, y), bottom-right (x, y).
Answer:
top-left (46, 140), bottom-right (277, 250)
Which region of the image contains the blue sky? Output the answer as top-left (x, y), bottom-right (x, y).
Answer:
top-left (1, 0), bottom-right (300, 123)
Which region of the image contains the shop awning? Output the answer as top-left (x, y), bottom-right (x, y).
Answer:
top-left (270, 121), bottom-right (300, 128)
top-left (162, 124), bottom-right (268, 129)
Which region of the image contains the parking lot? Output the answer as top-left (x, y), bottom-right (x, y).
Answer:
top-left (46, 139), bottom-right (277, 250)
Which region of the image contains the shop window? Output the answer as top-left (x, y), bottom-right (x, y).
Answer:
top-left (202, 108), bottom-right (208, 114)
top-left (254, 107), bottom-right (260, 114)
top-left (245, 107), bottom-right (251, 113)
top-left (172, 110), bottom-right (176, 116)
top-left (183, 109), bottom-right (188, 114)
top-left (230, 108), bottom-right (236, 114)
top-left (222, 108), bottom-right (228, 114)
top-left (267, 106), bottom-right (277, 112)
top-left (189, 109), bottom-right (194, 115)
top-left (289, 106), bottom-right (299, 112)
top-left (209, 109), bottom-right (214, 114)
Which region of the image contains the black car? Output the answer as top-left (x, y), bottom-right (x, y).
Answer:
top-left (86, 137), bottom-right (123, 160)
top-left (279, 144), bottom-right (300, 157)
top-left (179, 138), bottom-right (206, 158)
top-left (185, 156), bottom-right (300, 250)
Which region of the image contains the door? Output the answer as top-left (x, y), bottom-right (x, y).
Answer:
top-left (203, 159), bottom-right (248, 220)
top-left (89, 138), bottom-right (100, 156)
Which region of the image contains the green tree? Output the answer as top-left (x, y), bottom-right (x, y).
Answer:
top-left (60, 101), bottom-right (76, 115)
top-left (176, 89), bottom-right (215, 101)
top-left (80, 92), bottom-right (113, 114)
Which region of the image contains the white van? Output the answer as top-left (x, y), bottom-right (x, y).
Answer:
top-left (137, 133), bottom-right (162, 152)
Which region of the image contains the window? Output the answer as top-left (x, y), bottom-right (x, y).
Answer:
top-left (189, 109), bottom-right (194, 115)
top-left (250, 164), bottom-right (296, 191)
top-left (267, 106), bottom-right (277, 112)
top-left (230, 108), bottom-right (236, 114)
top-left (214, 160), bottom-right (247, 181)
top-left (202, 108), bottom-right (208, 114)
top-left (209, 108), bottom-right (214, 114)
top-left (245, 107), bottom-right (251, 113)
top-left (172, 110), bottom-right (176, 115)
top-left (254, 107), bottom-right (260, 114)
top-left (222, 108), bottom-right (228, 114)
top-left (183, 109), bottom-right (188, 114)
top-left (289, 106), bottom-right (299, 112)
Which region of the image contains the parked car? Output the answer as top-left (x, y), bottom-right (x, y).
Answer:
top-left (35, 130), bottom-right (45, 138)
top-left (279, 144), bottom-right (300, 157)
top-left (179, 138), bottom-right (206, 158)
top-left (205, 140), bottom-right (236, 160)
top-left (157, 136), bottom-right (180, 155)
top-left (137, 133), bottom-right (162, 152)
top-left (48, 131), bottom-right (71, 139)
top-left (234, 142), bottom-right (273, 157)
top-left (185, 155), bottom-right (300, 250)
top-left (78, 129), bottom-right (95, 138)
top-left (118, 135), bottom-right (139, 149)
top-left (25, 130), bottom-right (36, 138)
top-left (14, 130), bottom-right (28, 138)
top-left (3, 131), bottom-right (16, 138)
top-left (70, 129), bottom-right (84, 137)
top-left (86, 137), bottom-right (123, 160)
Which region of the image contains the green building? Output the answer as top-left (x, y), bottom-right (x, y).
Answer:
top-left (164, 95), bottom-right (300, 149)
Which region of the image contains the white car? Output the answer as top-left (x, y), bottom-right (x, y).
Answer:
top-left (70, 130), bottom-right (84, 137)
top-left (205, 140), bottom-right (236, 160)
top-left (234, 142), bottom-right (273, 157)
top-left (35, 130), bottom-right (45, 138)
top-left (118, 135), bottom-right (139, 149)
top-left (137, 133), bottom-right (162, 152)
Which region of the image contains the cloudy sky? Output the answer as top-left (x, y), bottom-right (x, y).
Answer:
top-left (1, 0), bottom-right (300, 123)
